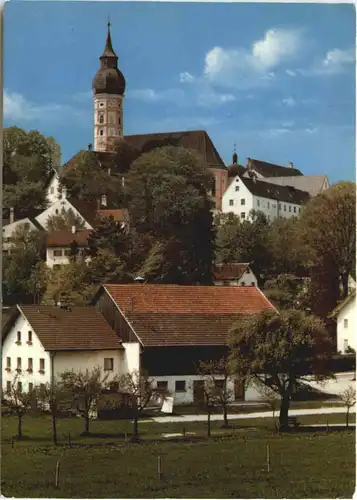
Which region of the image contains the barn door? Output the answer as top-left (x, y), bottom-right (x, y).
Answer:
top-left (234, 379), bottom-right (245, 400)
top-left (193, 380), bottom-right (205, 404)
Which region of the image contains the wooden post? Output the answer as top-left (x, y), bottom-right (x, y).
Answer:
top-left (55, 461), bottom-right (60, 488)
top-left (68, 433), bottom-right (71, 446)
top-left (326, 420), bottom-right (329, 432)
top-left (182, 427), bottom-right (186, 437)
top-left (267, 444), bottom-right (270, 473)
top-left (157, 456), bottom-right (163, 481)
top-left (11, 437), bottom-right (14, 450)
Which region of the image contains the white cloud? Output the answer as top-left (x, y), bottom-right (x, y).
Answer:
top-left (281, 97), bottom-right (296, 107)
top-left (179, 72), bottom-right (195, 83)
top-left (203, 28), bottom-right (302, 88)
top-left (305, 127), bottom-right (318, 134)
top-left (321, 48), bottom-right (355, 73)
top-left (4, 90), bottom-right (85, 123)
top-left (127, 88), bottom-right (185, 104)
top-left (251, 29), bottom-right (301, 70)
top-left (286, 69), bottom-right (296, 77)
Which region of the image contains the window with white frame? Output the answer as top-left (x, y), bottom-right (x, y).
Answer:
top-left (241, 199), bottom-right (245, 205)
top-left (53, 249), bottom-right (63, 257)
top-left (175, 380), bottom-right (186, 392)
top-left (235, 186), bottom-right (239, 192)
top-left (229, 200), bottom-right (234, 206)
top-left (241, 212), bottom-right (246, 219)
top-left (344, 319), bottom-right (348, 328)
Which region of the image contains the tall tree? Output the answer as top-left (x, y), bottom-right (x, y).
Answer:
top-left (215, 210), bottom-right (270, 281)
top-left (3, 126), bottom-right (61, 214)
top-left (263, 274), bottom-right (312, 311)
top-left (60, 150), bottom-right (124, 206)
top-left (125, 146), bottom-right (215, 284)
top-left (299, 182), bottom-right (356, 302)
top-left (3, 226), bottom-right (46, 305)
top-left (229, 309), bottom-right (333, 429)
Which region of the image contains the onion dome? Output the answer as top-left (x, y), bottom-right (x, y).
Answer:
top-left (92, 22), bottom-right (126, 96)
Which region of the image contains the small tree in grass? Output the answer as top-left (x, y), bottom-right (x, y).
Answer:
top-left (4, 376), bottom-right (37, 439)
top-left (118, 370), bottom-right (167, 441)
top-left (61, 367), bottom-right (111, 434)
top-left (199, 358), bottom-right (234, 428)
top-left (257, 383), bottom-right (280, 431)
top-left (38, 380), bottom-right (72, 445)
top-left (340, 385), bottom-right (356, 428)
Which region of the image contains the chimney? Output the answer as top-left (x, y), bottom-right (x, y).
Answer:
top-left (88, 144), bottom-right (93, 152)
top-left (9, 207), bottom-right (15, 224)
top-left (289, 161), bottom-right (294, 169)
top-left (71, 225), bottom-right (76, 234)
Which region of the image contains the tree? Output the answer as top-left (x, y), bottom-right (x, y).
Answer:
top-left (257, 383), bottom-right (280, 431)
top-left (118, 370), bottom-right (166, 441)
top-left (38, 381), bottom-right (71, 445)
top-left (3, 126), bottom-right (61, 214)
top-left (125, 146), bottom-right (215, 285)
top-left (3, 225), bottom-right (46, 305)
top-left (229, 309), bottom-right (333, 430)
top-left (266, 216), bottom-right (311, 277)
top-left (299, 182), bottom-right (356, 302)
top-left (46, 208), bottom-right (85, 233)
top-left (4, 376), bottom-right (37, 439)
top-left (199, 358), bottom-right (234, 428)
top-left (61, 367), bottom-right (111, 434)
top-left (86, 216), bottom-right (129, 259)
top-left (339, 386), bottom-right (356, 428)
top-left (263, 274), bottom-right (312, 311)
top-left (60, 150), bottom-right (124, 205)
top-left (215, 210), bottom-right (270, 282)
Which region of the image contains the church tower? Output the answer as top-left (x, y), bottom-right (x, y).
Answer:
top-left (92, 22), bottom-right (126, 152)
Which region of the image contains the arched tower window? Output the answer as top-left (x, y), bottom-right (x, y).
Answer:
top-left (99, 129), bottom-right (104, 136)
top-left (99, 114), bottom-right (104, 124)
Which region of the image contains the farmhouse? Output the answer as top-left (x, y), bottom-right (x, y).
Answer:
top-left (93, 284), bottom-right (275, 403)
top-left (2, 305), bottom-right (134, 394)
top-left (333, 292), bottom-right (356, 354)
top-left (213, 263), bottom-right (258, 287)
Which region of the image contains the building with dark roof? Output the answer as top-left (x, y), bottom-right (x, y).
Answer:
top-left (222, 173), bottom-right (310, 222)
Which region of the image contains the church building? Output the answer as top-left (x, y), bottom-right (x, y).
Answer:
top-left (64, 23), bottom-right (228, 211)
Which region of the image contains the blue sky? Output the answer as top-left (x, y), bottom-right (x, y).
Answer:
top-left (4, 1), bottom-right (356, 183)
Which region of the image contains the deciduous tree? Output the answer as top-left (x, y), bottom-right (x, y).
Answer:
top-left (339, 385), bottom-right (356, 428)
top-left (125, 146), bottom-right (215, 284)
top-left (4, 376), bottom-right (37, 439)
top-left (46, 208), bottom-right (85, 233)
top-left (229, 309), bottom-right (333, 430)
top-left (61, 367), bottom-right (111, 434)
top-left (38, 381), bottom-right (71, 445)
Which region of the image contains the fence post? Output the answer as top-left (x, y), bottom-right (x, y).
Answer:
top-left (55, 461), bottom-right (60, 488)
top-left (157, 456), bottom-right (163, 481)
top-left (182, 427), bottom-right (186, 437)
top-left (267, 444), bottom-right (270, 473)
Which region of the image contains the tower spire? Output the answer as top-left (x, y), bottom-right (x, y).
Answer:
top-left (102, 18), bottom-right (116, 58)
top-left (232, 144), bottom-right (238, 164)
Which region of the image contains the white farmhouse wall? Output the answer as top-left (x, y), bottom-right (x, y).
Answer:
top-left (304, 372), bottom-right (356, 396)
top-left (53, 350), bottom-right (123, 382)
top-left (121, 342), bottom-right (141, 374)
top-left (337, 297), bottom-right (356, 353)
top-left (46, 247), bottom-right (91, 268)
top-left (2, 314), bottom-right (51, 392)
top-left (46, 174), bottom-right (67, 205)
top-left (215, 267), bottom-right (258, 287)
top-left (35, 199), bottom-right (92, 230)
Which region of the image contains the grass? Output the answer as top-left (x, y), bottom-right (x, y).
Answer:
top-left (1, 413), bottom-right (356, 498)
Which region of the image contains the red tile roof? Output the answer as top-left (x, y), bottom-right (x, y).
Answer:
top-left (46, 229), bottom-right (91, 247)
top-left (213, 263), bottom-right (250, 281)
top-left (5, 305), bottom-right (122, 351)
top-left (95, 209), bottom-right (129, 225)
top-left (102, 284), bottom-right (274, 347)
top-left (104, 285), bottom-right (274, 316)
